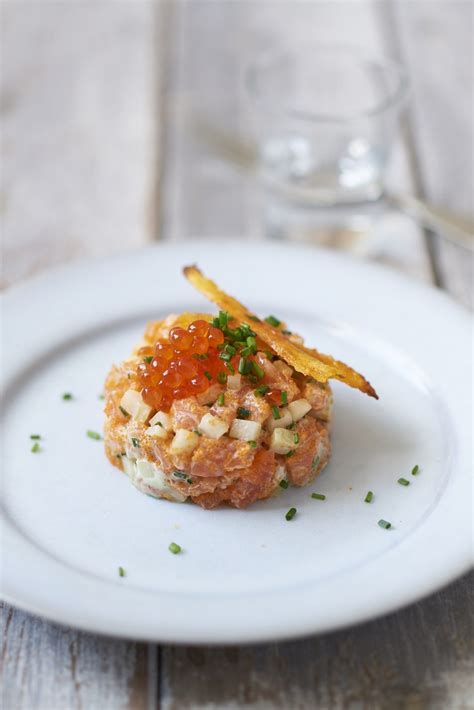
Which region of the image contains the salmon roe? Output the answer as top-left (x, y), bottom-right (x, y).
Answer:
top-left (137, 320), bottom-right (229, 412)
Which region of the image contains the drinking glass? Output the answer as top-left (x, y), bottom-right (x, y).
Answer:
top-left (246, 45), bottom-right (408, 209)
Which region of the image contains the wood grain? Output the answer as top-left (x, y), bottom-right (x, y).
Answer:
top-left (1, 1), bottom-right (160, 288)
top-left (392, 0), bottom-right (473, 308)
top-left (162, 571), bottom-right (474, 710)
top-left (0, 603), bottom-right (156, 710)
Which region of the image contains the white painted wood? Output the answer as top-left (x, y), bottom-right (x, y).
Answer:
top-left (393, 0), bottom-right (473, 307)
top-left (1, 1), bottom-right (159, 288)
top-left (0, 604), bottom-right (155, 710)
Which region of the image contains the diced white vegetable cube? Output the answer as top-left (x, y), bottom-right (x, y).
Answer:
top-left (288, 398), bottom-right (312, 422)
top-left (121, 456), bottom-right (137, 480)
top-left (198, 412), bottom-right (229, 439)
top-left (146, 424), bottom-right (170, 440)
top-left (134, 459), bottom-right (187, 502)
top-left (229, 418), bottom-right (262, 442)
top-left (227, 374), bottom-right (242, 390)
top-left (270, 427), bottom-right (299, 455)
top-left (266, 407), bottom-right (293, 431)
top-left (120, 389), bottom-right (152, 423)
top-left (149, 410), bottom-right (173, 431)
top-left (170, 429), bottom-right (200, 455)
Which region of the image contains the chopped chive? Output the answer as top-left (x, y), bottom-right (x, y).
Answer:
top-left (240, 323), bottom-right (256, 337)
top-left (246, 336), bottom-right (257, 352)
top-left (248, 315), bottom-right (260, 322)
top-left (282, 330), bottom-right (292, 335)
top-left (31, 442), bottom-right (41, 453)
top-left (238, 357), bottom-right (249, 375)
top-left (217, 393), bottom-right (225, 406)
top-left (131, 437), bottom-right (140, 448)
top-left (279, 480), bottom-right (289, 489)
top-left (264, 350), bottom-right (275, 361)
top-left (254, 384), bottom-right (269, 397)
top-left (193, 353), bottom-right (209, 361)
top-left (219, 351), bottom-right (232, 362)
top-left (398, 477), bottom-right (410, 486)
top-left (168, 542), bottom-right (181, 554)
top-left (187, 478), bottom-right (193, 484)
top-left (226, 362), bottom-right (235, 375)
top-left (286, 450), bottom-right (295, 458)
top-left (193, 428), bottom-right (202, 436)
top-left (30, 434), bottom-right (41, 440)
top-left (240, 346), bottom-right (252, 357)
top-left (87, 430), bottom-right (102, 440)
top-left (218, 310), bottom-right (229, 328)
top-left (411, 465), bottom-right (420, 476)
top-left (119, 406), bottom-right (130, 417)
top-left (62, 392), bottom-right (73, 400)
top-left (251, 361), bottom-right (265, 379)
top-left (311, 493), bottom-right (326, 500)
top-left (204, 371), bottom-right (212, 381)
top-left (143, 356), bottom-right (153, 364)
top-left (98, 393), bottom-right (105, 400)
top-left (281, 391), bottom-right (288, 405)
top-left (248, 440), bottom-right (258, 448)
top-left (118, 566), bottom-right (125, 577)
top-left (237, 407), bottom-right (251, 419)
top-left (293, 433), bottom-right (299, 444)
top-left (285, 507), bottom-right (297, 521)
top-left (247, 374), bottom-right (258, 384)
top-left (364, 491), bottom-right (374, 503)
top-left (217, 371), bottom-right (228, 384)
top-left (173, 470), bottom-right (187, 479)
top-left (271, 405), bottom-right (280, 420)
top-left (265, 315), bottom-right (281, 327)
top-left (233, 341), bottom-right (246, 350)
top-left (378, 519), bottom-right (392, 530)
top-left (311, 455), bottom-right (320, 471)
top-left (211, 317), bottom-right (220, 328)
top-left (224, 343), bottom-right (236, 356)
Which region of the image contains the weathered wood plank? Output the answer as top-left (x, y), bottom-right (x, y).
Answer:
top-left (1, 4), bottom-right (162, 708)
top-left (392, 0), bottom-right (473, 308)
top-left (161, 571), bottom-right (474, 710)
top-left (1, 1), bottom-right (159, 288)
top-left (0, 603), bottom-right (156, 710)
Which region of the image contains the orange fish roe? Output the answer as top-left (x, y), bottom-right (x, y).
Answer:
top-left (137, 320), bottom-right (230, 411)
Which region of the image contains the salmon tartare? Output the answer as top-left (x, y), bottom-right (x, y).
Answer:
top-left (103, 267), bottom-right (377, 509)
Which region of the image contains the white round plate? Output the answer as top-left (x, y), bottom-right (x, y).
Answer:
top-left (1, 241), bottom-right (472, 644)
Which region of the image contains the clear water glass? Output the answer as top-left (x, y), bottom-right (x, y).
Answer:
top-left (246, 45), bottom-right (408, 207)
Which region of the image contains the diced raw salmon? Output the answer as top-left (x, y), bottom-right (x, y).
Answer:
top-left (255, 353), bottom-right (300, 402)
top-left (170, 396), bottom-right (207, 431)
top-left (285, 417), bottom-right (331, 486)
top-left (191, 449), bottom-right (278, 509)
top-left (209, 389), bottom-right (240, 426)
top-left (190, 438), bottom-right (256, 477)
top-left (302, 380), bottom-right (332, 419)
top-left (239, 390), bottom-right (272, 423)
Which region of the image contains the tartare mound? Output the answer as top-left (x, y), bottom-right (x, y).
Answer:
top-left (103, 314), bottom-right (332, 509)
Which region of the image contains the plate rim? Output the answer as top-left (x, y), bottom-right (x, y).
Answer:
top-left (1, 240), bottom-right (473, 643)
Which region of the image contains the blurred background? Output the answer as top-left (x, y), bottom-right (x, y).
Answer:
top-left (1, 2), bottom-right (473, 709)
top-left (1, 1), bottom-right (473, 306)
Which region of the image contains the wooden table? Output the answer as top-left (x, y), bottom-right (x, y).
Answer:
top-left (2, 2), bottom-right (473, 707)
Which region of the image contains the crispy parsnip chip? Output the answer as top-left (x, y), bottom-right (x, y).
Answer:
top-left (184, 266), bottom-right (378, 399)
